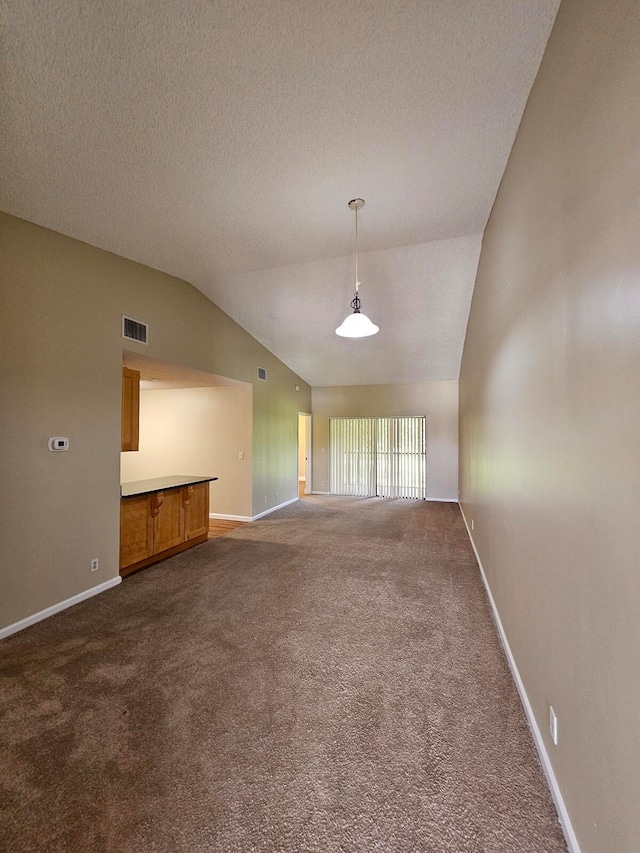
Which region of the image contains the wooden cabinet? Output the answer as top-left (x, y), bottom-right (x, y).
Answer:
top-left (151, 489), bottom-right (185, 553)
top-left (120, 483), bottom-right (210, 576)
top-left (120, 494), bottom-right (153, 567)
top-left (121, 367), bottom-right (140, 452)
top-left (184, 483), bottom-right (209, 539)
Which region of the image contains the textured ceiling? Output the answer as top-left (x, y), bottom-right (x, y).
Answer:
top-left (0, 0), bottom-right (560, 386)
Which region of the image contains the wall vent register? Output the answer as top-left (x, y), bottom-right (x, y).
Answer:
top-left (122, 315), bottom-right (148, 344)
top-left (257, 367), bottom-right (267, 381)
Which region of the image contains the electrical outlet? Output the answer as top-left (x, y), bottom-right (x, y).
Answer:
top-left (238, 451), bottom-right (244, 460)
top-left (90, 558), bottom-right (99, 573)
top-left (549, 705), bottom-right (558, 745)
top-left (275, 492), bottom-right (278, 500)
top-left (263, 496), bottom-right (268, 504)
top-left (321, 480), bottom-right (325, 486)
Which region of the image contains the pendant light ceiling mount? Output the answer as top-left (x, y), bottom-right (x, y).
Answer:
top-left (335, 198), bottom-right (379, 338)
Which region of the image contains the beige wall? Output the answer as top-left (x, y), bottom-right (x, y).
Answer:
top-left (312, 382), bottom-right (458, 500)
top-left (120, 386), bottom-right (253, 518)
top-left (459, 1), bottom-right (640, 850)
top-left (0, 213), bottom-right (311, 630)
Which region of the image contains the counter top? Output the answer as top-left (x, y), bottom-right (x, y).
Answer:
top-left (121, 475), bottom-right (218, 498)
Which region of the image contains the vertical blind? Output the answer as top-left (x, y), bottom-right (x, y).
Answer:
top-left (329, 416), bottom-right (426, 499)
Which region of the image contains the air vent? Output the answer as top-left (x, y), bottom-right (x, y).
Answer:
top-left (257, 367), bottom-right (267, 381)
top-left (122, 315), bottom-right (148, 344)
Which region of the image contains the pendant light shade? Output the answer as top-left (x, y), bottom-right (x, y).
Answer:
top-left (335, 198), bottom-right (379, 338)
top-left (335, 306), bottom-right (379, 338)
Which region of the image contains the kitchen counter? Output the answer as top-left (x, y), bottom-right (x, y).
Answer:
top-left (121, 475), bottom-right (218, 498)
top-left (119, 476), bottom-right (218, 576)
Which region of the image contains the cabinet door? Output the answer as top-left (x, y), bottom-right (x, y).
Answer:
top-left (121, 367), bottom-right (140, 452)
top-left (152, 489), bottom-right (185, 554)
top-left (184, 483), bottom-right (209, 541)
top-left (120, 495), bottom-right (153, 568)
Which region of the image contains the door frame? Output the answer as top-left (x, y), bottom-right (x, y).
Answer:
top-left (297, 412), bottom-right (312, 496)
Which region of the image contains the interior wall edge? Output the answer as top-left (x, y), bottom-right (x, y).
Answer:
top-left (0, 577), bottom-right (122, 641)
top-left (250, 496), bottom-right (298, 522)
top-left (458, 503), bottom-right (581, 853)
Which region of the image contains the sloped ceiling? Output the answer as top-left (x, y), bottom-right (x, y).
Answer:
top-left (0, 0), bottom-right (560, 386)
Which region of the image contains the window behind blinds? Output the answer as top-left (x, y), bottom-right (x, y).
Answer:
top-left (329, 416), bottom-right (426, 499)
top-left (376, 416), bottom-right (426, 499)
top-left (329, 417), bottom-right (376, 497)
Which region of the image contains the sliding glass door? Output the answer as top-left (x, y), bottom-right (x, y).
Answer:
top-left (329, 417), bottom-right (377, 497)
top-left (329, 416), bottom-right (426, 499)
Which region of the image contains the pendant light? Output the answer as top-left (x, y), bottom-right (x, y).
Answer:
top-left (335, 198), bottom-right (379, 338)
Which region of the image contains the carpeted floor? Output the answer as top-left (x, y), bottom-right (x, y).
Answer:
top-left (0, 496), bottom-right (567, 852)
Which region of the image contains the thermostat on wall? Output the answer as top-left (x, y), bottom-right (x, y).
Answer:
top-left (48, 437), bottom-right (69, 451)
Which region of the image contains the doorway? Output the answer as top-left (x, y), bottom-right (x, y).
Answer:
top-left (121, 351), bottom-right (253, 518)
top-left (298, 413), bottom-right (312, 497)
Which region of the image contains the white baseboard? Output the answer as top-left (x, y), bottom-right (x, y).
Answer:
top-left (209, 512), bottom-right (253, 522)
top-left (251, 496), bottom-right (298, 521)
top-left (0, 576), bottom-right (122, 641)
top-left (210, 497), bottom-right (301, 523)
top-left (458, 504), bottom-right (580, 853)
top-left (310, 490), bottom-right (330, 495)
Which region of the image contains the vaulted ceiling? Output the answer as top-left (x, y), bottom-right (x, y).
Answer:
top-left (0, 0), bottom-right (560, 386)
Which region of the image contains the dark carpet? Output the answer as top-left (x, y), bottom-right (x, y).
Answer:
top-left (0, 496), bottom-right (567, 852)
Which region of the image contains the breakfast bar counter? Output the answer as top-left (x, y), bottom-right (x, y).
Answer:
top-left (121, 475), bottom-right (218, 498)
top-left (119, 475), bottom-right (218, 576)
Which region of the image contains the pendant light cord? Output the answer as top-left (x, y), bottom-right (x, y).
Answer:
top-left (354, 203), bottom-right (359, 292)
